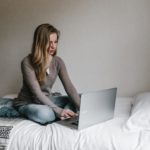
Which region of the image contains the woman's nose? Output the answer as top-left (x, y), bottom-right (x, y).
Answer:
top-left (50, 43), bottom-right (55, 48)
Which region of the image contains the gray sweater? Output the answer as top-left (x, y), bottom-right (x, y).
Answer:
top-left (14, 55), bottom-right (80, 109)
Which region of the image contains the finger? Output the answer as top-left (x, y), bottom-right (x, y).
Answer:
top-left (65, 109), bottom-right (75, 116)
top-left (75, 113), bottom-right (78, 116)
top-left (60, 116), bottom-right (65, 120)
top-left (61, 115), bottom-right (71, 120)
top-left (64, 113), bottom-right (71, 118)
top-left (61, 111), bottom-right (71, 118)
top-left (68, 111), bottom-right (76, 117)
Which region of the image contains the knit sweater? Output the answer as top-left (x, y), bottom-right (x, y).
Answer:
top-left (14, 55), bottom-right (80, 109)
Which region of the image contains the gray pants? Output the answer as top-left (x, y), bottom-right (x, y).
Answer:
top-left (18, 96), bottom-right (76, 125)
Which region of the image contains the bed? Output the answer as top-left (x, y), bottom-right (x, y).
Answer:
top-left (0, 92), bottom-right (150, 150)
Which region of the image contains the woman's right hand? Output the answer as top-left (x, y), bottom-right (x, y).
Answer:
top-left (60, 108), bottom-right (77, 120)
top-left (53, 107), bottom-right (76, 120)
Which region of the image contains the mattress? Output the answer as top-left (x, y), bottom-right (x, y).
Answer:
top-left (0, 96), bottom-right (134, 150)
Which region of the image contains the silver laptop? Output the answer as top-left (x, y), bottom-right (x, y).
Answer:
top-left (57, 87), bottom-right (117, 130)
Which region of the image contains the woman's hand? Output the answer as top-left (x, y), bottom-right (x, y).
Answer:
top-left (60, 109), bottom-right (77, 120)
top-left (53, 107), bottom-right (76, 120)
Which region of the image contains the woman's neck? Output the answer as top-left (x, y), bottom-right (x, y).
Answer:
top-left (46, 55), bottom-right (53, 68)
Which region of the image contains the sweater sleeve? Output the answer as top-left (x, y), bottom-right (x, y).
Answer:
top-left (57, 57), bottom-right (80, 108)
top-left (21, 58), bottom-right (58, 108)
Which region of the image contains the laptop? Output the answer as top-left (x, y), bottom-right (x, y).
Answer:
top-left (57, 87), bottom-right (117, 130)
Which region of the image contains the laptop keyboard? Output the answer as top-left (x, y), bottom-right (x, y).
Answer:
top-left (70, 116), bottom-right (79, 125)
top-left (71, 120), bottom-right (79, 125)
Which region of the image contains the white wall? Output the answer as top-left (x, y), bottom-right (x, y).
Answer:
top-left (0, 0), bottom-right (150, 97)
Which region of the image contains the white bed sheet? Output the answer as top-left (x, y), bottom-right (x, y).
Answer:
top-left (6, 96), bottom-right (150, 150)
top-left (7, 117), bottom-right (150, 150)
top-left (3, 96), bottom-right (149, 150)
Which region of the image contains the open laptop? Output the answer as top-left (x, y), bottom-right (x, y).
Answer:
top-left (57, 87), bottom-right (117, 130)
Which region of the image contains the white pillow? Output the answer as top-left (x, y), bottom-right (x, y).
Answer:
top-left (114, 97), bottom-right (133, 118)
top-left (125, 92), bottom-right (150, 131)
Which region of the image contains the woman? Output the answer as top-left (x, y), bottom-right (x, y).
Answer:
top-left (14, 23), bottom-right (80, 124)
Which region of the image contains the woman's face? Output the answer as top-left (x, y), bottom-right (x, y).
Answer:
top-left (47, 33), bottom-right (58, 56)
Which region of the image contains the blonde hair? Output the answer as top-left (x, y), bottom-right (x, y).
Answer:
top-left (30, 23), bottom-right (60, 85)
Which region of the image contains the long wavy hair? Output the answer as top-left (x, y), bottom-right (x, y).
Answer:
top-left (30, 23), bottom-right (60, 85)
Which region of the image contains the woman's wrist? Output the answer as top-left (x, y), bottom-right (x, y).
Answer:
top-left (51, 106), bottom-right (63, 118)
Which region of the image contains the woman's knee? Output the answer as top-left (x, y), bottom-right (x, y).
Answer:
top-left (37, 106), bottom-right (56, 124)
top-left (18, 104), bottom-right (56, 124)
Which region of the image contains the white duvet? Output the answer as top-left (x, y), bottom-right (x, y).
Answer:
top-left (7, 117), bottom-right (150, 150)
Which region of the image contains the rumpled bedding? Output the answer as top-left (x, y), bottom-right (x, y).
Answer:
top-left (7, 117), bottom-right (150, 150)
top-left (0, 117), bottom-right (23, 149)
